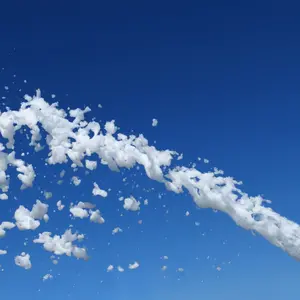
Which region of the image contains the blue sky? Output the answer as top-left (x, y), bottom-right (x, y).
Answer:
top-left (0, 1), bottom-right (300, 299)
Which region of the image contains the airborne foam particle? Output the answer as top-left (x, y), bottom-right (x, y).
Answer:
top-left (128, 261), bottom-right (139, 270)
top-left (14, 200), bottom-right (48, 231)
top-left (92, 182), bottom-right (107, 198)
top-left (123, 196), bottom-right (140, 211)
top-left (43, 273), bottom-right (53, 281)
top-left (152, 118), bottom-right (158, 127)
top-left (44, 191), bottom-right (52, 199)
top-left (57, 200), bottom-right (65, 211)
top-left (112, 227), bottom-right (123, 235)
top-left (0, 222), bottom-right (15, 238)
top-left (86, 160), bottom-right (97, 170)
top-left (33, 229), bottom-right (88, 260)
top-left (107, 265), bottom-right (114, 272)
top-left (0, 194), bottom-right (8, 200)
top-left (15, 253), bottom-right (31, 270)
top-left (177, 153), bottom-right (183, 160)
top-left (71, 176), bottom-right (81, 186)
top-left (90, 210), bottom-right (105, 224)
top-left (117, 266), bottom-right (124, 272)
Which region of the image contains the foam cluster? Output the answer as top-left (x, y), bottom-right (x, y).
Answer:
top-left (0, 90), bottom-right (299, 262)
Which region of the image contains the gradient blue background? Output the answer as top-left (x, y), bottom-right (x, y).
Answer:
top-left (0, 1), bottom-right (300, 299)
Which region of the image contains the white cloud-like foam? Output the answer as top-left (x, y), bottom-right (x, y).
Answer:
top-left (117, 266), bottom-right (124, 272)
top-left (33, 229), bottom-right (88, 260)
top-left (57, 200), bottom-right (65, 211)
top-left (128, 261), bottom-right (140, 270)
top-left (85, 159), bottom-right (97, 170)
top-left (69, 202), bottom-right (104, 224)
top-left (92, 182), bottom-right (108, 198)
top-left (15, 252), bottom-right (32, 269)
top-left (107, 265), bottom-right (114, 272)
top-left (0, 221), bottom-right (15, 237)
top-left (70, 206), bottom-right (89, 219)
top-left (14, 200), bottom-right (48, 231)
top-left (0, 193), bottom-right (8, 200)
top-left (152, 118), bottom-right (158, 127)
top-left (42, 273), bottom-right (53, 281)
top-left (71, 176), bottom-right (81, 186)
top-left (0, 90), bottom-right (298, 262)
top-left (123, 196), bottom-right (140, 211)
top-left (112, 227), bottom-right (123, 235)
top-left (90, 210), bottom-right (105, 224)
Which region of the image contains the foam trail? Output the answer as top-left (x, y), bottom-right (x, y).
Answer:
top-left (0, 90), bottom-right (299, 261)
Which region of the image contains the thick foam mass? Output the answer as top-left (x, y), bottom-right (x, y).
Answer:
top-left (0, 90), bottom-right (299, 261)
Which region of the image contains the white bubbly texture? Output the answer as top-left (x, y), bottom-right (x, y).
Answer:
top-left (0, 90), bottom-right (299, 261)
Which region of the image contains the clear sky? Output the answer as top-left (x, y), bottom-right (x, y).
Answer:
top-left (0, 1), bottom-right (300, 299)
